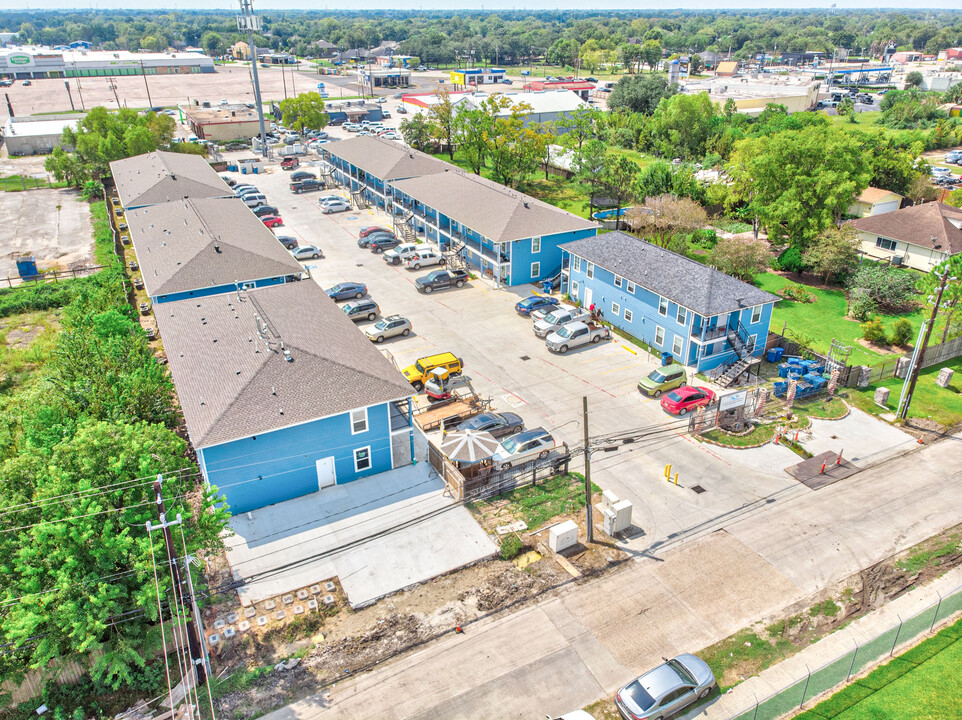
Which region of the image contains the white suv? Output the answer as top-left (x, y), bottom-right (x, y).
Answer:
top-left (383, 243), bottom-right (420, 265)
top-left (492, 428), bottom-right (557, 469)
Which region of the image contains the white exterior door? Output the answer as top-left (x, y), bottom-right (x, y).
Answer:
top-left (315, 457), bottom-right (336, 490)
top-left (583, 286), bottom-right (593, 310)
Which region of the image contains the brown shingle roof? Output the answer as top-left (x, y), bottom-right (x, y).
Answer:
top-left (126, 197), bottom-right (304, 298)
top-left (849, 202), bottom-right (962, 254)
top-left (323, 136), bottom-right (449, 181)
top-left (391, 170), bottom-right (598, 244)
top-left (155, 282), bottom-right (413, 448)
top-left (857, 186), bottom-right (902, 205)
top-left (110, 151), bottom-right (232, 209)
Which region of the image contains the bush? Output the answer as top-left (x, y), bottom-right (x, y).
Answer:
top-left (847, 265), bottom-right (918, 313)
top-left (861, 317), bottom-right (888, 344)
top-left (774, 246), bottom-right (806, 274)
top-left (848, 288), bottom-right (877, 321)
top-left (499, 534), bottom-right (523, 560)
top-left (778, 284), bottom-right (816, 303)
top-left (889, 318), bottom-right (914, 346)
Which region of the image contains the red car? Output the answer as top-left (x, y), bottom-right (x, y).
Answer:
top-left (660, 385), bottom-right (716, 416)
top-left (358, 225), bottom-right (392, 239)
top-left (261, 215), bottom-right (284, 228)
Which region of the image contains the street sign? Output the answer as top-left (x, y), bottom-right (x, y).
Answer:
top-left (719, 390), bottom-right (748, 412)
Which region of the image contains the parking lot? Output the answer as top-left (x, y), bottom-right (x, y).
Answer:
top-left (221, 153), bottom-right (806, 552)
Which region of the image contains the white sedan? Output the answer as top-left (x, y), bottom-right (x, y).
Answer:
top-left (321, 199), bottom-right (351, 214)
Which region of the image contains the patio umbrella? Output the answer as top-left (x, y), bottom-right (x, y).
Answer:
top-left (440, 430), bottom-right (500, 464)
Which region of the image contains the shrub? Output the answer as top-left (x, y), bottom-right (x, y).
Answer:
top-left (847, 265), bottom-right (918, 313)
top-left (774, 246), bottom-right (806, 274)
top-left (778, 284), bottom-right (816, 303)
top-left (889, 318), bottom-right (914, 346)
top-left (499, 534), bottom-right (523, 560)
top-left (861, 317), bottom-right (888, 344)
top-left (848, 287), bottom-right (877, 321)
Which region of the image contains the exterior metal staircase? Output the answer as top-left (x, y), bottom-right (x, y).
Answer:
top-left (349, 188), bottom-right (368, 210)
top-left (444, 237), bottom-right (468, 272)
top-left (717, 320), bottom-right (757, 388)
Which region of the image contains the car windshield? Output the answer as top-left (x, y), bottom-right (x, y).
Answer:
top-left (556, 326), bottom-right (575, 339)
top-left (499, 435), bottom-right (521, 454)
top-left (414, 361), bottom-right (427, 374)
top-left (667, 390), bottom-right (684, 402)
top-left (330, 285), bottom-right (342, 292)
top-left (648, 370), bottom-right (667, 383)
top-left (374, 320), bottom-right (389, 330)
top-left (624, 680), bottom-right (656, 712)
top-left (669, 659), bottom-right (696, 685)
top-left (543, 312), bottom-right (561, 324)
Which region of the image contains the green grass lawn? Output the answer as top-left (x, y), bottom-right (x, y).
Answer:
top-left (470, 472), bottom-right (600, 529)
top-left (0, 175), bottom-right (66, 192)
top-left (845, 356), bottom-right (962, 428)
top-left (797, 617), bottom-right (962, 720)
top-left (755, 272), bottom-right (925, 367)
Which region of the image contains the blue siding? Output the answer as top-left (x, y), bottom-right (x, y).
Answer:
top-left (510, 227), bottom-right (595, 285)
top-left (199, 402), bottom-right (396, 514)
top-left (563, 250), bottom-right (774, 371)
top-left (154, 275), bottom-right (289, 304)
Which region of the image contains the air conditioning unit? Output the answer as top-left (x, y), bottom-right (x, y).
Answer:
top-left (892, 255), bottom-right (904, 266)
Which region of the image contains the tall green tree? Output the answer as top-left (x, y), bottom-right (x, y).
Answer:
top-left (556, 105), bottom-right (602, 150)
top-left (607, 74), bottom-right (677, 115)
top-left (805, 225), bottom-right (861, 284)
top-left (572, 139), bottom-right (607, 219)
top-left (400, 113), bottom-right (431, 152)
top-left (648, 91), bottom-right (717, 159)
top-left (640, 39), bottom-right (663, 72)
top-left (599, 154), bottom-right (641, 229)
top-left (920, 256), bottom-right (962, 344)
top-left (278, 91), bottom-right (329, 132)
top-left (427, 88), bottom-right (458, 161)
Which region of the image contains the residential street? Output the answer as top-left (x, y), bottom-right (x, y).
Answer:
top-left (262, 434), bottom-right (962, 720)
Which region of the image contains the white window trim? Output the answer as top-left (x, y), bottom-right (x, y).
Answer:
top-left (876, 237), bottom-right (897, 251)
top-left (751, 305), bottom-right (762, 324)
top-left (624, 308), bottom-right (633, 322)
top-left (655, 325), bottom-right (665, 346)
top-left (626, 280), bottom-right (636, 294)
top-left (658, 297), bottom-right (668, 317)
top-left (672, 334), bottom-right (684, 356)
top-left (572, 280), bottom-right (579, 298)
top-left (677, 306), bottom-right (687, 325)
top-left (614, 275), bottom-right (623, 288)
top-left (350, 408), bottom-right (368, 435)
top-left (353, 446), bottom-right (372, 472)
top-left (586, 262), bottom-right (594, 279)
top-left (532, 237), bottom-right (541, 253)
top-left (612, 301), bottom-right (620, 316)
top-left (573, 256), bottom-right (581, 272)
top-left (531, 261), bottom-right (540, 278)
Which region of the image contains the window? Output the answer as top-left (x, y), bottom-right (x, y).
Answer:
top-left (655, 326), bottom-right (665, 346)
top-left (876, 237), bottom-right (897, 251)
top-left (586, 262), bottom-right (594, 279)
top-left (658, 297), bottom-right (669, 316)
top-left (530, 261), bottom-right (540, 279)
top-left (751, 305), bottom-right (762, 324)
top-left (672, 334), bottom-right (684, 356)
top-left (626, 281), bottom-right (636, 294)
top-left (350, 408), bottom-right (368, 434)
top-left (676, 306), bottom-right (687, 325)
top-left (571, 280), bottom-right (579, 298)
top-left (612, 301), bottom-right (620, 316)
top-left (573, 256), bottom-right (582, 272)
top-left (531, 237), bottom-right (541, 253)
top-left (353, 446), bottom-right (372, 472)
top-left (614, 275), bottom-right (623, 288)
top-left (624, 308), bottom-right (633, 322)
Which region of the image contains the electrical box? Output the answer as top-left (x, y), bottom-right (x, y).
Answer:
top-left (602, 508), bottom-right (617, 536)
top-left (601, 489), bottom-right (619, 511)
top-left (611, 500), bottom-right (633, 534)
top-left (548, 520), bottom-right (578, 552)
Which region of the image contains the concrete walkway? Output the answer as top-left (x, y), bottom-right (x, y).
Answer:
top-left (263, 434), bottom-right (962, 720)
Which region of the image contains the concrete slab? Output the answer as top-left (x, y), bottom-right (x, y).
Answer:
top-left (0, 188), bottom-right (93, 279)
top-left (799, 407), bottom-right (916, 467)
top-left (224, 463), bottom-right (496, 608)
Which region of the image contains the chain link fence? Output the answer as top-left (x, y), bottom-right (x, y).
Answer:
top-left (724, 583), bottom-right (962, 720)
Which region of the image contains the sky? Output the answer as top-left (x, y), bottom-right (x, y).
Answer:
top-left (0, 1), bottom-right (949, 10)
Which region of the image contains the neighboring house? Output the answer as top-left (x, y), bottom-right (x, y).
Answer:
top-left (391, 169), bottom-right (598, 287)
top-left (715, 60), bottom-right (739, 76)
top-left (849, 202), bottom-right (962, 271)
top-left (109, 150), bottom-right (233, 209)
top-left (312, 40), bottom-right (338, 58)
top-left (848, 187), bottom-right (904, 218)
top-left (561, 232), bottom-right (778, 372)
top-left (1, 114), bottom-right (82, 156)
top-left (155, 281), bottom-right (415, 514)
top-left (230, 41), bottom-right (269, 61)
top-left (320, 135), bottom-right (449, 209)
top-left (124, 197), bottom-right (305, 304)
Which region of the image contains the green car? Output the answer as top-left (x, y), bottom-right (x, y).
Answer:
top-left (638, 365), bottom-right (687, 397)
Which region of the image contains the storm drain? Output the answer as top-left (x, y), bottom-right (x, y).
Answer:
top-left (691, 485), bottom-right (707, 494)
top-left (520, 355), bottom-right (531, 361)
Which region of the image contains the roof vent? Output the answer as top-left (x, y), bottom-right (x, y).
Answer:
top-left (284, 349), bottom-right (293, 362)
top-left (214, 239), bottom-right (221, 253)
top-left (170, 173), bottom-right (177, 180)
top-left (523, 201), bottom-right (529, 208)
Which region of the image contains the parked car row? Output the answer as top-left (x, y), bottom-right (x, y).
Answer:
top-left (232, 183), bottom-right (284, 229)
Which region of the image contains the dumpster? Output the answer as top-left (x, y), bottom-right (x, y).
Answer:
top-left (661, 353), bottom-right (674, 367)
top-left (16, 256), bottom-right (39, 280)
top-left (767, 347), bottom-right (785, 363)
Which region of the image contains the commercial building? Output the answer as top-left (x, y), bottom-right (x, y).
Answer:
top-left (522, 79), bottom-right (596, 100)
top-left (561, 232), bottom-right (777, 372)
top-left (124, 197), bottom-right (305, 304)
top-left (109, 150), bottom-right (233, 209)
top-left (357, 66), bottom-right (411, 88)
top-left (450, 67), bottom-right (506, 86)
top-left (683, 77), bottom-right (820, 114)
top-left (184, 104), bottom-right (262, 142)
top-left (1, 114), bottom-right (82, 156)
top-left (401, 90), bottom-right (590, 127)
top-left (849, 202), bottom-right (962, 272)
top-left (155, 281), bottom-right (416, 514)
top-left (0, 46), bottom-right (214, 79)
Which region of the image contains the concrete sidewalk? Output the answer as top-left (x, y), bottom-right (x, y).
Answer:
top-left (693, 565), bottom-right (962, 720)
top-left (263, 434), bottom-right (962, 720)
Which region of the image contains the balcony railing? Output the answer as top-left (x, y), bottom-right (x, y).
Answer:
top-left (691, 325), bottom-right (729, 341)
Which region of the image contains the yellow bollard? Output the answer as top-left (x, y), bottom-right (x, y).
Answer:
top-left (664, 464), bottom-right (672, 483)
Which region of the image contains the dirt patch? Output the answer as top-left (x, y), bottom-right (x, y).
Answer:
top-left (855, 337), bottom-right (902, 355)
top-left (3, 324), bottom-right (44, 348)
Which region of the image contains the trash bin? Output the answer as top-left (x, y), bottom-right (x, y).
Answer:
top-left (541, 279), bottom-right (553, 295)
top-left (661, 353), bottom-right (673, 367)
top-left (767, 347), bottom-right (785, 363)
top-left (16, 256), bottom-right (38, 280)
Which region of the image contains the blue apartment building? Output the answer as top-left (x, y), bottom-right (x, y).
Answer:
top-left (561, 232), bottom-right (778, 372)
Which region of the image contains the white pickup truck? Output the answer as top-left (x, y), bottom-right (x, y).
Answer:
top-left (533, 306), bottom-right (591, 338)
top-left (545, 321), bottom-right (611, 354)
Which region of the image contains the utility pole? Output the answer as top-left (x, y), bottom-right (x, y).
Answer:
top-left (147, 476), bottom-right (209, 695)
top-left (108, 79), bottom-right (121, 108)
top-left (139, 60), bottom-right (153, 108)
top-left (238, 0), bottom-right (268, 157)
top-left (898, 269), bottom-right (952, 420)
top-left (582, 396), bottom-right (593, 543)
top-left (64, 80), bottom-right (75, 111)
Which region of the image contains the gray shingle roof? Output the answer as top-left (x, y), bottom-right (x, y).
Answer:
top-left (110, 151), bottom-right (232, 209)
top-left (391, 170), bottom-right (598, 244)
top-left (126, 197), bottom-right (305, 298)
top-left (155, 281), bottom-right (413, 448)
top-left (560, 231), bottom-right (778, 317)
top-left (323, 136), bottom-right (449, 181)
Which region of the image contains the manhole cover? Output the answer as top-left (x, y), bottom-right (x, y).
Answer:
top-left (520, 355), bottom-right (530, 361)
top-left (691, 485), bottom-right (707, 494)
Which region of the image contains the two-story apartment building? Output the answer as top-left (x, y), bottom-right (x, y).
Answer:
top-left (125, 197), bottom-right (306, 304)
top-left (391, 169), bottom-right (598, 287)
top-left (110, 150), bottom-right (233, 209)
top-left (561, 232), bottom-right (778, 372)
top-left (154, 281), bottom-right (416, 515)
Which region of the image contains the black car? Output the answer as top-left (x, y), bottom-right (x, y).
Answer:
top-left (290, 179), bottom-right (324, 193)
top-left (290, 170), bottom-right (316, 182)
top-left (369, 235), bottom-right (401, 254)
top-left (275, 235), bottom-right (298, 250)
top-left (251, 205), bottom-right (279, 217)
top-left (454, 412), bottom-right (524, 438)
top-left (357, 231), bottom-right (396, 249)
top-left (415, 269), bottom-right (469, 293)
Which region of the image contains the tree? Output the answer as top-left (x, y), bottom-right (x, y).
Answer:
top-left (556, 105), bottom-right (601, 150)
top-left (626, 194), bottom-right (707, 247)
top-left (689, 54), bottom-right (704, 75)
top-left (946, 82), bottom-right (962, 104)
top-left (572, 139), bottom-right (607, 219)
top-left (708, 236), bottom-right (773, 282)
top-left (906, 174), bottom-right (940, 205)
top-left (946, 188), bottom-right (962, 208)
top-left (608, 74), bottom-right (677, 115)
top-left (836, 97), bottom-right (856, 121)
top-left (634, 160), bottom-right (704, 203)
top-left (618, 43), bottom-right (642, 74)
top-left (200, 31), bottom-right (225, 57)
top-left (486, 100), bottom-right (544, 188)
top-left (726, 125), bottom-right (871, 250)
top-left (599, 154), bottom-right (641, 230)
top-left (905, 70), bottom-right (924, 88)
top-left (805, 225), bottom-right (860, 284)
top-left (640, 39), bottom-right (663, 72)
top-left (455, 96), bottom-right (502, 174)
top-left (862, 133), bottom-right (925, 196)
top-left (400, 113), bottom-right (431, 152)
top-left (648, 92), bottom-right (717, 160)
top-left (278, 91), bottom-right (329, 132)
top-left (427, 88), bottom-right (458, 160)
top-left (846, 265), bottom-right (919, 314)
top-left (920, 255), bottom-right (962, 344)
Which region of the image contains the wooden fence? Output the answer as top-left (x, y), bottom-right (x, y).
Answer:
top-left (0, 265), bottom-right (105, 289)
top-left (920, 334), bottom-right (962, 369)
